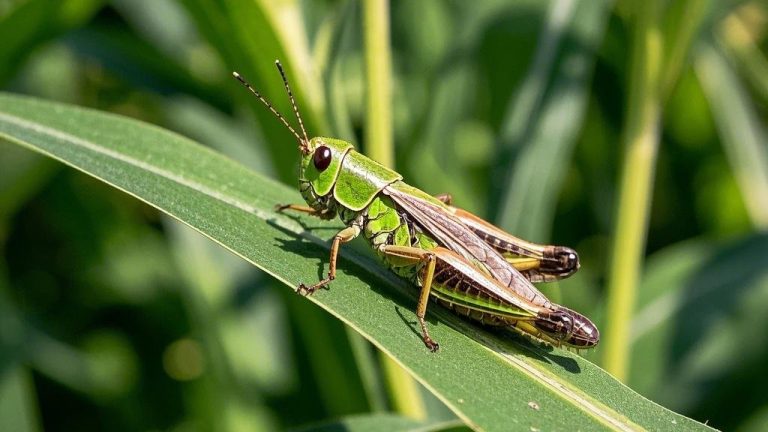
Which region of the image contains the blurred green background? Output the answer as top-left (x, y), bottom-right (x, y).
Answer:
top-left (1, 0), bottom-right (767, 431)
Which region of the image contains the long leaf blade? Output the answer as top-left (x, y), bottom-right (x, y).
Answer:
top-left (0, 94), bottom-right (714, 432)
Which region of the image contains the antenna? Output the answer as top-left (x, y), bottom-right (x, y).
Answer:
top-left (274, 60), bottom-right (309, 144)
top-left (231, 70), bottom-right (304, 146)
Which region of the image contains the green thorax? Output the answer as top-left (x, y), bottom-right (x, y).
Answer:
top-left (299, 137), bottom-right (402, 212)
top-left (334, 150), bottom-right (402, 211)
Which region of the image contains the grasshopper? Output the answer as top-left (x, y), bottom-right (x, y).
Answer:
top-left (233, 61), bottom-right (599, 351)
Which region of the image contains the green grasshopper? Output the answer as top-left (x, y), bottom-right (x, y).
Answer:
top-left (233, 61), bottom-right (599, 351)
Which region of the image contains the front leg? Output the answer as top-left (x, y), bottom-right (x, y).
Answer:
top-left (297, 224), bottom-right (360, 295)
top-left (275, 203), bottom-right (336, 220)
top-left (275, 203), bottom-right (316, 214)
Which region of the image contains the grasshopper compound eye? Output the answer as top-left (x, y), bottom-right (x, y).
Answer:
top-left (313, 145), bottom-right (332, 171)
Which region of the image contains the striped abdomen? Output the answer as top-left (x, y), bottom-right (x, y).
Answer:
top-left (429, 259), bottom-right (530, 327)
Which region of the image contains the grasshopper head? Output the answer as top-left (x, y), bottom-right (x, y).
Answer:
top-left (232, 61), bottom-right (352, 215)
top-left (298, 137), bottom-right (353, 213)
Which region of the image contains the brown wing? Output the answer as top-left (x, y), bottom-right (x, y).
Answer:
top-left (448, 206), bottom-right (580, 282)
top-left (384, 183), bottom-right (552, 309)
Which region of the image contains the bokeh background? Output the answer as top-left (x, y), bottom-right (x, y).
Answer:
top-left (1, 0), bottom-right (767, 431)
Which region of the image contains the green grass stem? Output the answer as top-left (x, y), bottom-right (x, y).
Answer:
top-left (363, 0), bottom-right (394, 167)
top-left (604, 0), bottom-right (709, 381)
top-left (380, 354), bottom-right (427, 420)
top-left (603, 1), bottom-right (663, 381)
top-left (346, 327), bottom-right (388, 412)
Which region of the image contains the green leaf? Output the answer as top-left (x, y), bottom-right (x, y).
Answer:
top-left (0, 93), bottom-right (716, 431)
top-left (0, 365), bottom-right (40, 432)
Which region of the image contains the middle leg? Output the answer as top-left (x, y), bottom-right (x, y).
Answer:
top-left (378, 245), bottom-right (440, 351)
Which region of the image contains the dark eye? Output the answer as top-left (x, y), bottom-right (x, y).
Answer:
top-left (313, 145), bottom-right (332, 171)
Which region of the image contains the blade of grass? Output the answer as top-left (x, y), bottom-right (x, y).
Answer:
top-left (346, 326), bottom-right (388, 413)
top-left (363, 0), bottom-right (394, 166)
top-left (495, 0), bottom-right (612, 240)
top-left (314, 1), bottom-right (357, 140)
top-left (320, 3), bottom-right (392, 410)
top-left (602, 0), bottom-right (664, 382)
top-left (719, 6), bottom-right (768, 104)
top-left (0, 365), bottom-right (40, 432)
top-left (381, 354), bottom-right (427, 421)
top-left (0, 93), bottom-right (716, 431)
top-left (603, 0), bottom-right (708, 381)
top-left (658, 0), bottom-right (708, 100)
top-left (696, 38), bottom-right (768, 228)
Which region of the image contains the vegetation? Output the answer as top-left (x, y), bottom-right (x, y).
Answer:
top-left (0, 1), bottom-right (766, 431)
